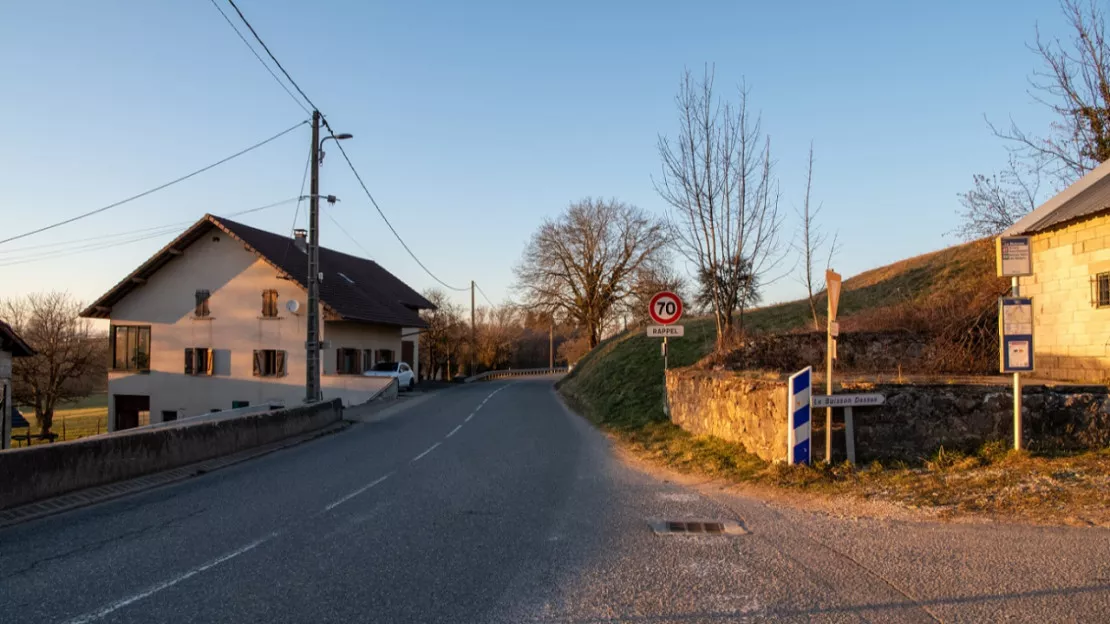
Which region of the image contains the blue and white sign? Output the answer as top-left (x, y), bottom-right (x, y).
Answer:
top-left (1000, 297), bottom-right (1034, 373)
top-left (787, 367), bottom-right (812, 465)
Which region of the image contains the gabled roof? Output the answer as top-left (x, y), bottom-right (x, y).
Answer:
top-left (1004, 159), bottom-right (1110, 236)
top-left (81, 215), bottom-right (434, 328)
top-left (0, 320), bottom-right (35, 357)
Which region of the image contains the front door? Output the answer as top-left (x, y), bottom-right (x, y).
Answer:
top-left (402, 340), bottom-right (415, 366)
top-left (114, 394), bottom-right (150, 431)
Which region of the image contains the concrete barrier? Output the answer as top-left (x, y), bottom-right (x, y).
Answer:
top-left (466, 367), bottom-right (569, 382)
top-left (0, 399), bottom-right (343, 510)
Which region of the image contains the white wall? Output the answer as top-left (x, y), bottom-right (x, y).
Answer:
top-left (106, 232), bottom-right (399, 428)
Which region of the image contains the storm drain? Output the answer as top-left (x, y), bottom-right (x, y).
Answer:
top-left (649, 519), bottom-right (749, 536)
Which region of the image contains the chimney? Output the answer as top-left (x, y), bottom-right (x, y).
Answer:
top-left (293, 228), bottom-right (307, 253)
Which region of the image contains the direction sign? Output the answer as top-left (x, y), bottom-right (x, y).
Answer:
top-left (826, 269), bottom-right (843, 322)
top-left (648, 291), bottom-right (683, 325)
top-left (647, 325), bottom-right (684, 338)
top-left (811, 393), bottom-right (885, 408)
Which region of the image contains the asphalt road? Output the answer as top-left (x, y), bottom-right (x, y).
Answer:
top-left (2, 378), bottom-right (1110, 623)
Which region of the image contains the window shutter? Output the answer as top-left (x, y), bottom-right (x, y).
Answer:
top-left (363, 349), bottom-right (373, 371)
top-left (276, 350), bottom-right (287, 376)
top-left (185, 348), bottom-right (194, 375)
top-left (253, 350), bottom-right (262, 377)
top-left (205, 349), bottom-right (214, 375)
top-left (336, 349), bottom-right (343, 374)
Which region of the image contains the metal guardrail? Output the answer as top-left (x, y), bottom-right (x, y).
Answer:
top-left (466, 367), bottom-right (569, 382)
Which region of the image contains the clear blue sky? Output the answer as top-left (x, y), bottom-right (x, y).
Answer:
top-left (0, 1), bottom-right (1069, 311)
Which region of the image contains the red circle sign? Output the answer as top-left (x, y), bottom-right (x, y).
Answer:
top-left (648, 291), bottom-right (683, 325)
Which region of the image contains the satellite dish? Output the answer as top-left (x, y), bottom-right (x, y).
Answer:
top-left (286, 299), bottom-right (301, 314)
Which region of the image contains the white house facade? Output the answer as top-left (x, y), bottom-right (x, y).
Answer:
top-left (82, 215), bottom-right (431, 431)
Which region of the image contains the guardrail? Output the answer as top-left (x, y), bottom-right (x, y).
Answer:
top-left (466, 367), bottom-right (569, 382)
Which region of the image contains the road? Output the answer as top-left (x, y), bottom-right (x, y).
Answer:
top-left (2, 378), bottom-right (1110, 623)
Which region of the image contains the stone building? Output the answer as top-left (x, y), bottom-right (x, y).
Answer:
top-left (1005, 160), bottom-right (1110, 383)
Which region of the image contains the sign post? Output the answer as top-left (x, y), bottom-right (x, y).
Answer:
top-left (997, 236), bottom-right (1034, 451)
top-left (788, 367), bottom-right (812, 465)
top-left (825, 269), bottom-right (842, 464)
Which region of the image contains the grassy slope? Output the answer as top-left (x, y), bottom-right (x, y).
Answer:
top-left (557, 240), bottom-right (1110, 524)
top-left (562, 239), bottom-right (996, 429)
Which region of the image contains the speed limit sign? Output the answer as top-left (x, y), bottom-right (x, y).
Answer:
top-left (648, 291), bottom-right (683, 325)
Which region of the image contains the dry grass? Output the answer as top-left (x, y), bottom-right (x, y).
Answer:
top-left (13, 394), bottom-right (109, 446)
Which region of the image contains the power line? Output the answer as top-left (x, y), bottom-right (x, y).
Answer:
top-left (207, 0), bottom-right (309, 115)
top-left (329, 141), bottom-right (469, 292)
top-left (0, 120), bottom-right (307, 246)
top-left (474, 282), bottom-right (498, 308)
top-left (225, 0), bottom-right (320, 113)
top-left (0, 197), bottom-right (301, 267)
top-left (323, 210), bottom-right (375, 261)
top-left (218, 2), bottom-right (468, 292)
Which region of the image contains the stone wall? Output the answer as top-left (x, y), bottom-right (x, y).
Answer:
top-left (1019, 213), bottom-right (1110, 383)
top-left (666, 369), bottom-right (788, 462)
top-left (667, 367), bottom-right (1110, 463)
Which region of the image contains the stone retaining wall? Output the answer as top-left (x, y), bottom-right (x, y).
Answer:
top-left (667, 368), bottom-right (1110, 463)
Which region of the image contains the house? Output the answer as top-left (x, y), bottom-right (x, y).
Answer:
top-left (80, 214), bottom-right (433, 431)
top-left (1004, 159), bottom-right (1110, 383)
top-left (1, 319), bottom-right (36, 449)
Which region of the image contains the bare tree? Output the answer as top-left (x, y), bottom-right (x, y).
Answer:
top-left (991, 0), bottom-right (1110, 185)
top-left (419, 289), bottom-right (467, 380)
top-left (955, 155), bottom-right (1044, 239)
top-left (655, 67), bottom-right (785, 342)
top-left (793, 143), bottom-right (838, 329)
top-left (624, 262), bottom-right (688, 326)
top-left (1, 292), bottom-right (104, 435)
top-left (515, 198), bottom-right (667, 348)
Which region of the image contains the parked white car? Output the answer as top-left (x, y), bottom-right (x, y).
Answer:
top-left (363, 361), bottom-right (416, 391)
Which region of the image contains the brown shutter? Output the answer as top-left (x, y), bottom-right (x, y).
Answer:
top-left (185, 348), bottom-right (194, 375)
top-left (276, 350), bottom-right (287, 376)
top-left (253, 350), bottom-right (262, 376)
top-left (205, 348), bottom-right (214, 375)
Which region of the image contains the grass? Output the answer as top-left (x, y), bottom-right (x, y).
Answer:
top-left (13, 393), bottom-right (108, 446)
top-left (558, 239), bottom-right (1110, 524)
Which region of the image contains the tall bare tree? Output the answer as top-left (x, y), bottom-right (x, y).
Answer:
top-left (655, 67), bottom-right (784, 341)
top-left (991, 0), bottom-right (1110, 185)
top-left (955, 155), bottom-right (1044, 239)
top-left (515, 198), bottom-right (667, 348)
top-left (793, 143), bottom-right (837, 329)
top-left (1, 292), bottom-right (104, 435)
top-left (419, 289), bottom-right (467, 381)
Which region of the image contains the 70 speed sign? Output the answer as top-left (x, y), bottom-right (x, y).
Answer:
top-left (648, 291), bottom-right (683, 325)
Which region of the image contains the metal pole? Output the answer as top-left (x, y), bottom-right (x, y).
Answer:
top-left (826, 323), bottom-right (833, 464)
top-left (470, 280), bottom-right (476, 376)
top-left (305, 110), bottom-right (321, 403)
top-left (663, 336), bottom-right (668, 371)
top-left (549, 315), bottom-right (554, 369)
top-left (1012, 275), bottom-right (1023, 450)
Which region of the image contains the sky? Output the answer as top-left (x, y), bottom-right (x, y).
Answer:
top-left (0, 0), bottom-right (1073, 313)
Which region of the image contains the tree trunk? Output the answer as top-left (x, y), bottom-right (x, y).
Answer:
top-left (38, 408), bottom-right (54, 436)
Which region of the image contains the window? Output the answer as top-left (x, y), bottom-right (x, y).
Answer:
top-left (232, 400), bottom-right (250, 409)
top-left (161, 410), bottom-right (178, 422)
top-left (336, 348), bottom-right (361, 375)
top-left (195, 289), bottom-right (211, 317)
top-left (376, 349), bottom-right (394, 364)
top-left (110, 325), bottom-right (150, 371)
top-left (253, 349), bottom-right (286, 377)
top-left (371, 362), bottom-right (400, 372)
top-left (1096, 272), bottom-right (1110, 308)
top-left (363, 349), bottom-right (375, 372)
top-left (184, 348), bottom-right (213, 375)
top-left (262, 289), bottom-right (279, 318)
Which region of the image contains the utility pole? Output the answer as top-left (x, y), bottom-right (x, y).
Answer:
top-left (549, 313), bottom-right (554, 369)
top-left (305, 110), bottom-right (322, 403)
top-left (470, 280), bottom-right (476, 376)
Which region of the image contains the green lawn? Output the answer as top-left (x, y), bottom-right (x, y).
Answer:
top-left (13, 393), bottom-right (109, 445)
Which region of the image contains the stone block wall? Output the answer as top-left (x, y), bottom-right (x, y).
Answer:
top-left (666, 369), bottom-right (788, 462)
top-left (667, 367), bottom-right (1110, 463)
top-left (1019, 214), bottom-right (1110, 383)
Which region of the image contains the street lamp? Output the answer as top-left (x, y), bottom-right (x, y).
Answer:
top-left (318, 133), bottom-right (353, 165)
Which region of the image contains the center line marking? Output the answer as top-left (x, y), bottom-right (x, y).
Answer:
top-left (66, 532), bottom-right (278, 623)
top-left (412, 442), bottom-right (441, 462)
top-left (324, 473), bottom-right (393, 512)
top-left (465, 412), bottom-right (475, 422)
top-left (446, 425), bottom-right (462, 438)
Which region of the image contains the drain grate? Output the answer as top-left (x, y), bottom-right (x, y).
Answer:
top-left (650, 519), bottom-right (749, 536)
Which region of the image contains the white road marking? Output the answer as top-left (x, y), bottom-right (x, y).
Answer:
top-left (412, 442), bottom-right (441, 462)
top-left (465, 412), bottom-right (475, 422)
top-left (446, 425), bottom-right (462, 438)
top-left (66, 533), bottom-right (278, 624)
top-left (324, 473), bottom-right (393, 512)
